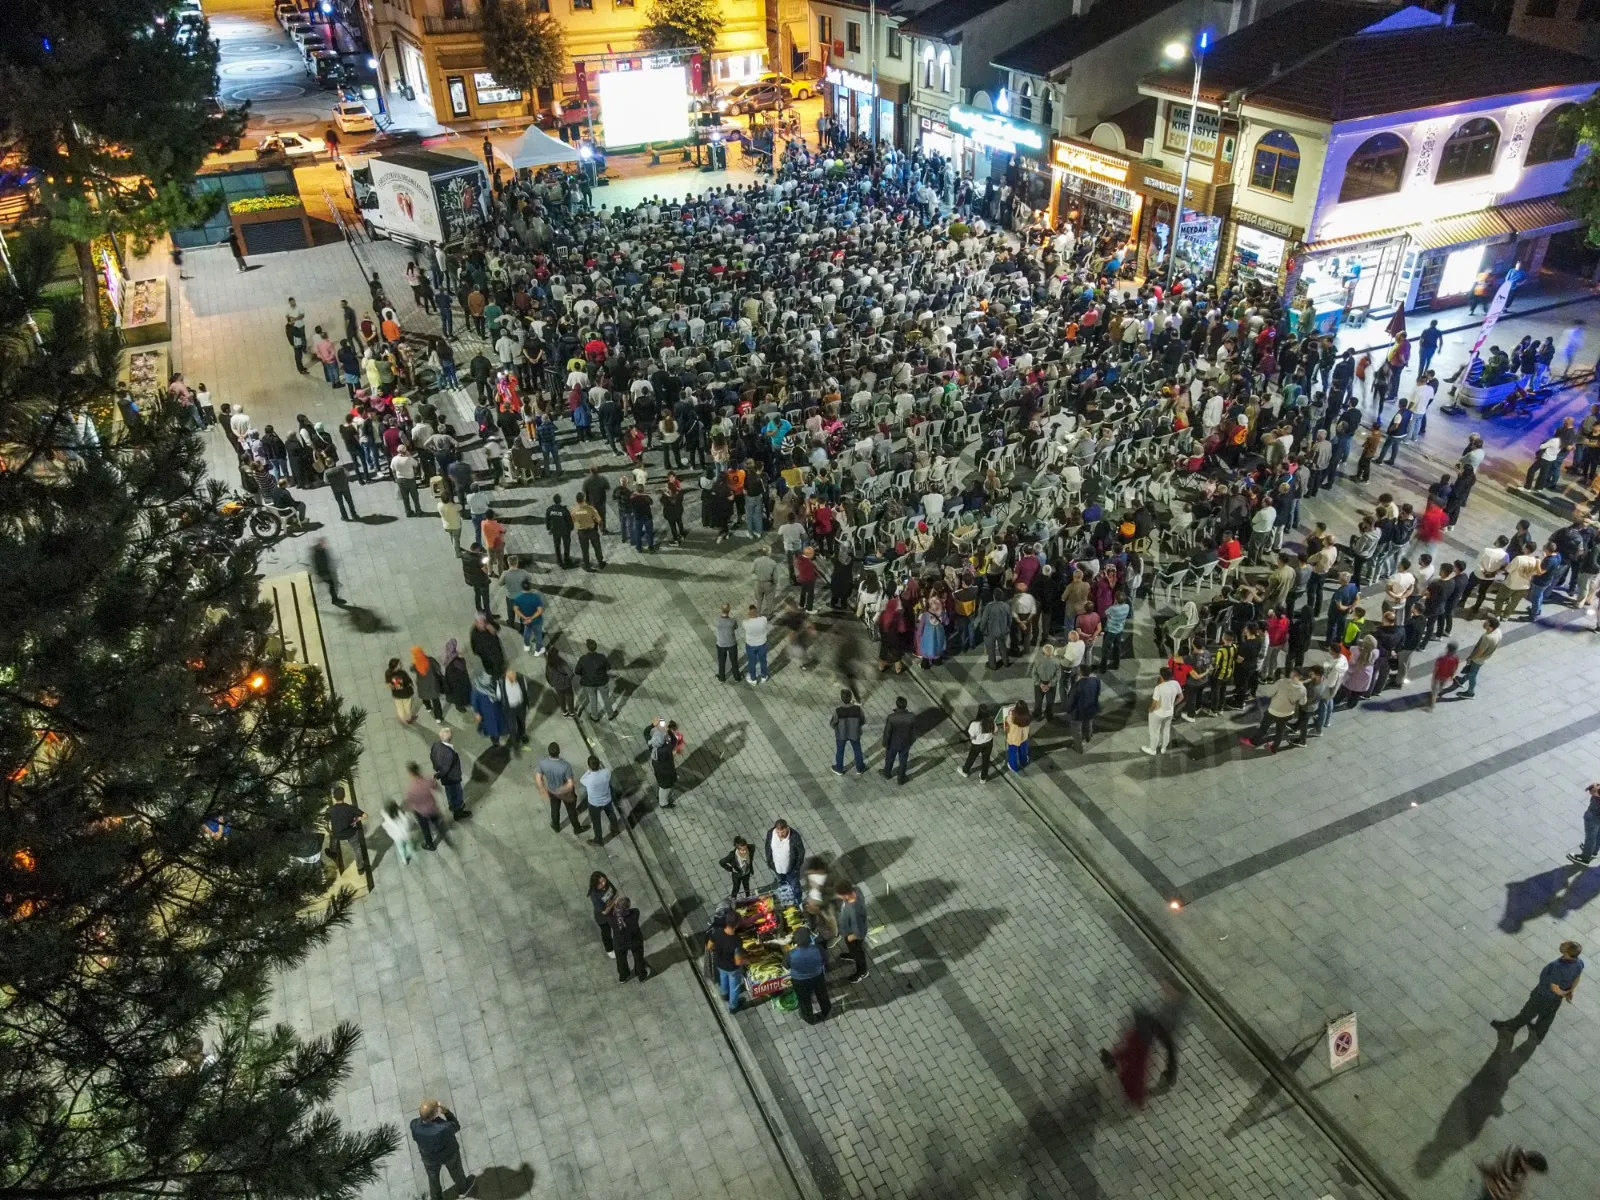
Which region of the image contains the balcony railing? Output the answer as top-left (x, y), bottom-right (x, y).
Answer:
top-left (422, 12), bottom-right (481, 34)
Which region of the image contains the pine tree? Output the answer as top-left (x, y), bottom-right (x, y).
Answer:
top-left (1, 0), bottom-right (249, 326)
top-left (0, 229), bottom-right (398, 1200)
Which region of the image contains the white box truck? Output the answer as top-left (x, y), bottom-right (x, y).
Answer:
top-left (347, 149), bottom-right (488, 247)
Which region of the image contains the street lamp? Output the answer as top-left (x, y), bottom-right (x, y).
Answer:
top-left (1163, 31), bottom-right (1209, 286)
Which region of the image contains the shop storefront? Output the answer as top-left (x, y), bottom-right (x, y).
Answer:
top-left (1130, 165), bottom-right (1218, 280)
top-left (1293, 227), bottom-right (1411, 331)
top-left (1226, 211), bottom-right (1302, 289)
top-left (917, 112), bottom-right (955, 160)
top-left (823, 66), bottom-right (905, 148)
top-left (1047, 138), bottom-right (1140, 247)
top-left (946, 103), bottom-right (1048, 188)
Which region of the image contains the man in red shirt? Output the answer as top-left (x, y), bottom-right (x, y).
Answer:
top-left (794, 547), bottom-right (818, 612)
top-left (1428, 642), bottom-right (1460, 710)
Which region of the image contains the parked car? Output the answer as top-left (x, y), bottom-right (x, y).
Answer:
top-left (332, 100), bottom-right (375, 133)
top-left (281, 13), bottom-right (314, 36)
top-left (757, 73), bottom-right (814, 100)
top-left (723, 81), bottom-right (790, 116)
top-left (255, 131), bottom-right (325, 160)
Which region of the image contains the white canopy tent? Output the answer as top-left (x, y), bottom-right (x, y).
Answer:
top-left (494, 127), bottom-right (581, 170)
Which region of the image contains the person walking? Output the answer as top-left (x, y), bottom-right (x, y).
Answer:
top-left (706, 909), bottom-right (747, 1015)
top-left (786, 928), bottom-right (832, 1023)
top-left (1141, 667), bottom-right (1183, 756)
top-left (409, 1100), bottom-right (475, 1200)
top-left (1063, 664), bottom-right (1101, 751)
top-left (403, 763), bottom-right (446, 851)
top-left (645, 718), bottom-right (681, 807)
top-left (575, 639), bottom-right (615, 719)
top-left (460, 546), bottom-right (490, 613)
top-left (720, 835), bottom-right (757, 898)
top-left (1442, 616), bottom-right (1502, 701)
top-left (497, 666), bottom-right (530, 750)
top-left (1566, 782), bottom-right (1600, 866)
top-left (324, 462), bottom-right (357, 520)
top-left (580, 754), bottom-right (622, 845)
top-left (741, 605), bottom-right (770, 684)
top-left (385, 657), bottom-right (417, 725)
top-left (544, 647), bottom-right (577, 717)
top-left (836, 880), bottom-right (870, 981)
top-left (1491, 941), bottom-right (1584, 1045)
top-left (310, 538), bottom-right (343, 607)
top-left (1474, 1147), bottom-right (1549, 1200)
top-left (881, 695), bottom-right (916, 784)
top-left (429, 727), bottom-right (471, 819)
top-left (764, 819), bottom-right (804, 893)
top-left (381, 801), bottom-right (419, 866)
top-left (537, 743), bottom-right (583, 835)
top-left (830, 689), bottom-right (866, 775)
top-left (611, 895), bottom-right (650, 983)
top-left (959, 707), bottom-right (995, 780)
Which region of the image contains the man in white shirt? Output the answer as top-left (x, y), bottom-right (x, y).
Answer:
top-left (229, 408), bottom-right (252, 440)
top-left (1495, 551), bottom-right (1541, 619)
top-left (1469, 537), bottom-right (1511, 614)
top-left (1526, 435), bottom-right (1563, 491)
top-left (1383, 559), bottom-right (1417, 612)
top-left (742, 606), bottom-right (770, 683)
top-left (1142, 667), bottom-right (1184, 756)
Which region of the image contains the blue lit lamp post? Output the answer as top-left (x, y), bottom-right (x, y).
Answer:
top-left (1162, 31), bottom-right (1208, 286)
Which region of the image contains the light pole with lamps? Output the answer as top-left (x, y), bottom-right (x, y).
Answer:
top-left (1163, 31), bottom-right (1209, 286)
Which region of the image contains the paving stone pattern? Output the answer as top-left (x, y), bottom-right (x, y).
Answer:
top-left (166, 238), bottom-right (1380, 1199)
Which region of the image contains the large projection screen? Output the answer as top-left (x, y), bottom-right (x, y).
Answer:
top-left (597, 67), bottom-right (691, 148)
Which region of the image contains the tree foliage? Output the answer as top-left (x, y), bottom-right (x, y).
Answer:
top-left (1564, 93), bottom-right (1600, 248)
top-left (0, 0), bottom-right (249, 323)
top-left (639, 0), bottom-right (725, 56)
top-left (480, 0), bottom-right (568, 95)
top-left (0, 228), bottom-right (397, 1200)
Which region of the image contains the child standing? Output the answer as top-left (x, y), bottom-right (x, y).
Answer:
top-left (1428, 642), bottom-right (1460, 710)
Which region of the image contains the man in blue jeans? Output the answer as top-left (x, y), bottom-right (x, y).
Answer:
top-left (830, 689), bottom-right (866, 774)
top-left (706, 910), bottom-right (746, 1014)
top-left (1376, 401), bottom-right (1413, 465)
top-left (1568, 783), bottom-right (1600, 866)
top-left (742, 605), bottom-right (770, 683)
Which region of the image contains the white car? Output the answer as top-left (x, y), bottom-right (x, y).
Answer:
top-left (332, 101), bottom-right (375, 133)
top-left (256, 131), bottom-right (325, 159)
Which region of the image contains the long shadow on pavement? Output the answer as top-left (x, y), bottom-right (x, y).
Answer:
top-left (1414, 1035), bottom-right (1539, 1179)
top-left (1498, 863), bottom-right (1600, 933)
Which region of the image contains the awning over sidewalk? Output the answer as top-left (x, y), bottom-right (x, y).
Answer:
top-left (1411, 209), bottom-right (1512, 252)
top-left (1497, 194), bottom-right (1583, 237)
top-left (1300, 224), bottom-right (1414, 255)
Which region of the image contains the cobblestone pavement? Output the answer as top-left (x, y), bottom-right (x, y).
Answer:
top-left (165, 231), bottom-right (1383, 1199)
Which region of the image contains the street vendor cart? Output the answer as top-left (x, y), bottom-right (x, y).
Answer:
top-left (717, 886), bottom-right (808, 1004)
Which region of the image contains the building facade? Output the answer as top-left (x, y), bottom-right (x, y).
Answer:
top-left (1138, 0), bottom-right (1600, 316)
top-left (808, 0), bottom-right (912, 146)
top-left (358, 0), bottom-right (771, 127)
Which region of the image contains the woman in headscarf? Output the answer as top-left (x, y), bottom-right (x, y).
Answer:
top-left (469, 669), bottom-right (508, 747)
top-left (915, 595), bottom-right (946, 668)
top-left (1337, 636), bottom-right (1377, 710)
top-left (441, 638), bottom-right (471, 712)
top-left (411, 645), bottom-right (443, 723)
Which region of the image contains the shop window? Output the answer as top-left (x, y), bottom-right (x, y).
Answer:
top-left (1527, 104), bottom-right (1579, 165)
top-left (1338, 132), bottom-right (1408, 202)
top-left (886, 28), bottom-right (902, 58)
top-left (939, 48), bottom-right (952, 93)
top-left (1015, 79), bottom-right (1033, 123)
top-left (1436, 117), bottom-right (1499, 183)
top-left (847, 21), bottom-right (861, 52)
top-left (573, 0), bottom-right (592, 9)
top-left (818, 15), bottom-right (832, 46)
top-left (1249, 129), bottom-right (1300, 197)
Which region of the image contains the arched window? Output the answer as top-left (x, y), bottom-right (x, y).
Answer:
top-left (1527, 104), bottom-right (1579, 165)
top-left (1338, 132), bottom-right (1408, 202)
top-left (939, 47), bottom-right (952, 94)
top-left (1015, 79), bottom-right (1033, 123)
top-left (1041, 87), bottom-right (1055, 128)
top-left (1436, 117), bottom-right (1500, 183)
top-left (1249, 129), bottom-right (1300, 197)
top-left (922, 43), bottom-right (935, 89)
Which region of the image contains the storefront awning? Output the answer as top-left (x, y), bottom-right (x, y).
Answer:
top-left (1300, 225), bottom-right (1415, 255)
top-left (1410, 210), bottom-right (1512, 253)
top-left (1496, 195), bottom-right (1583, 237)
